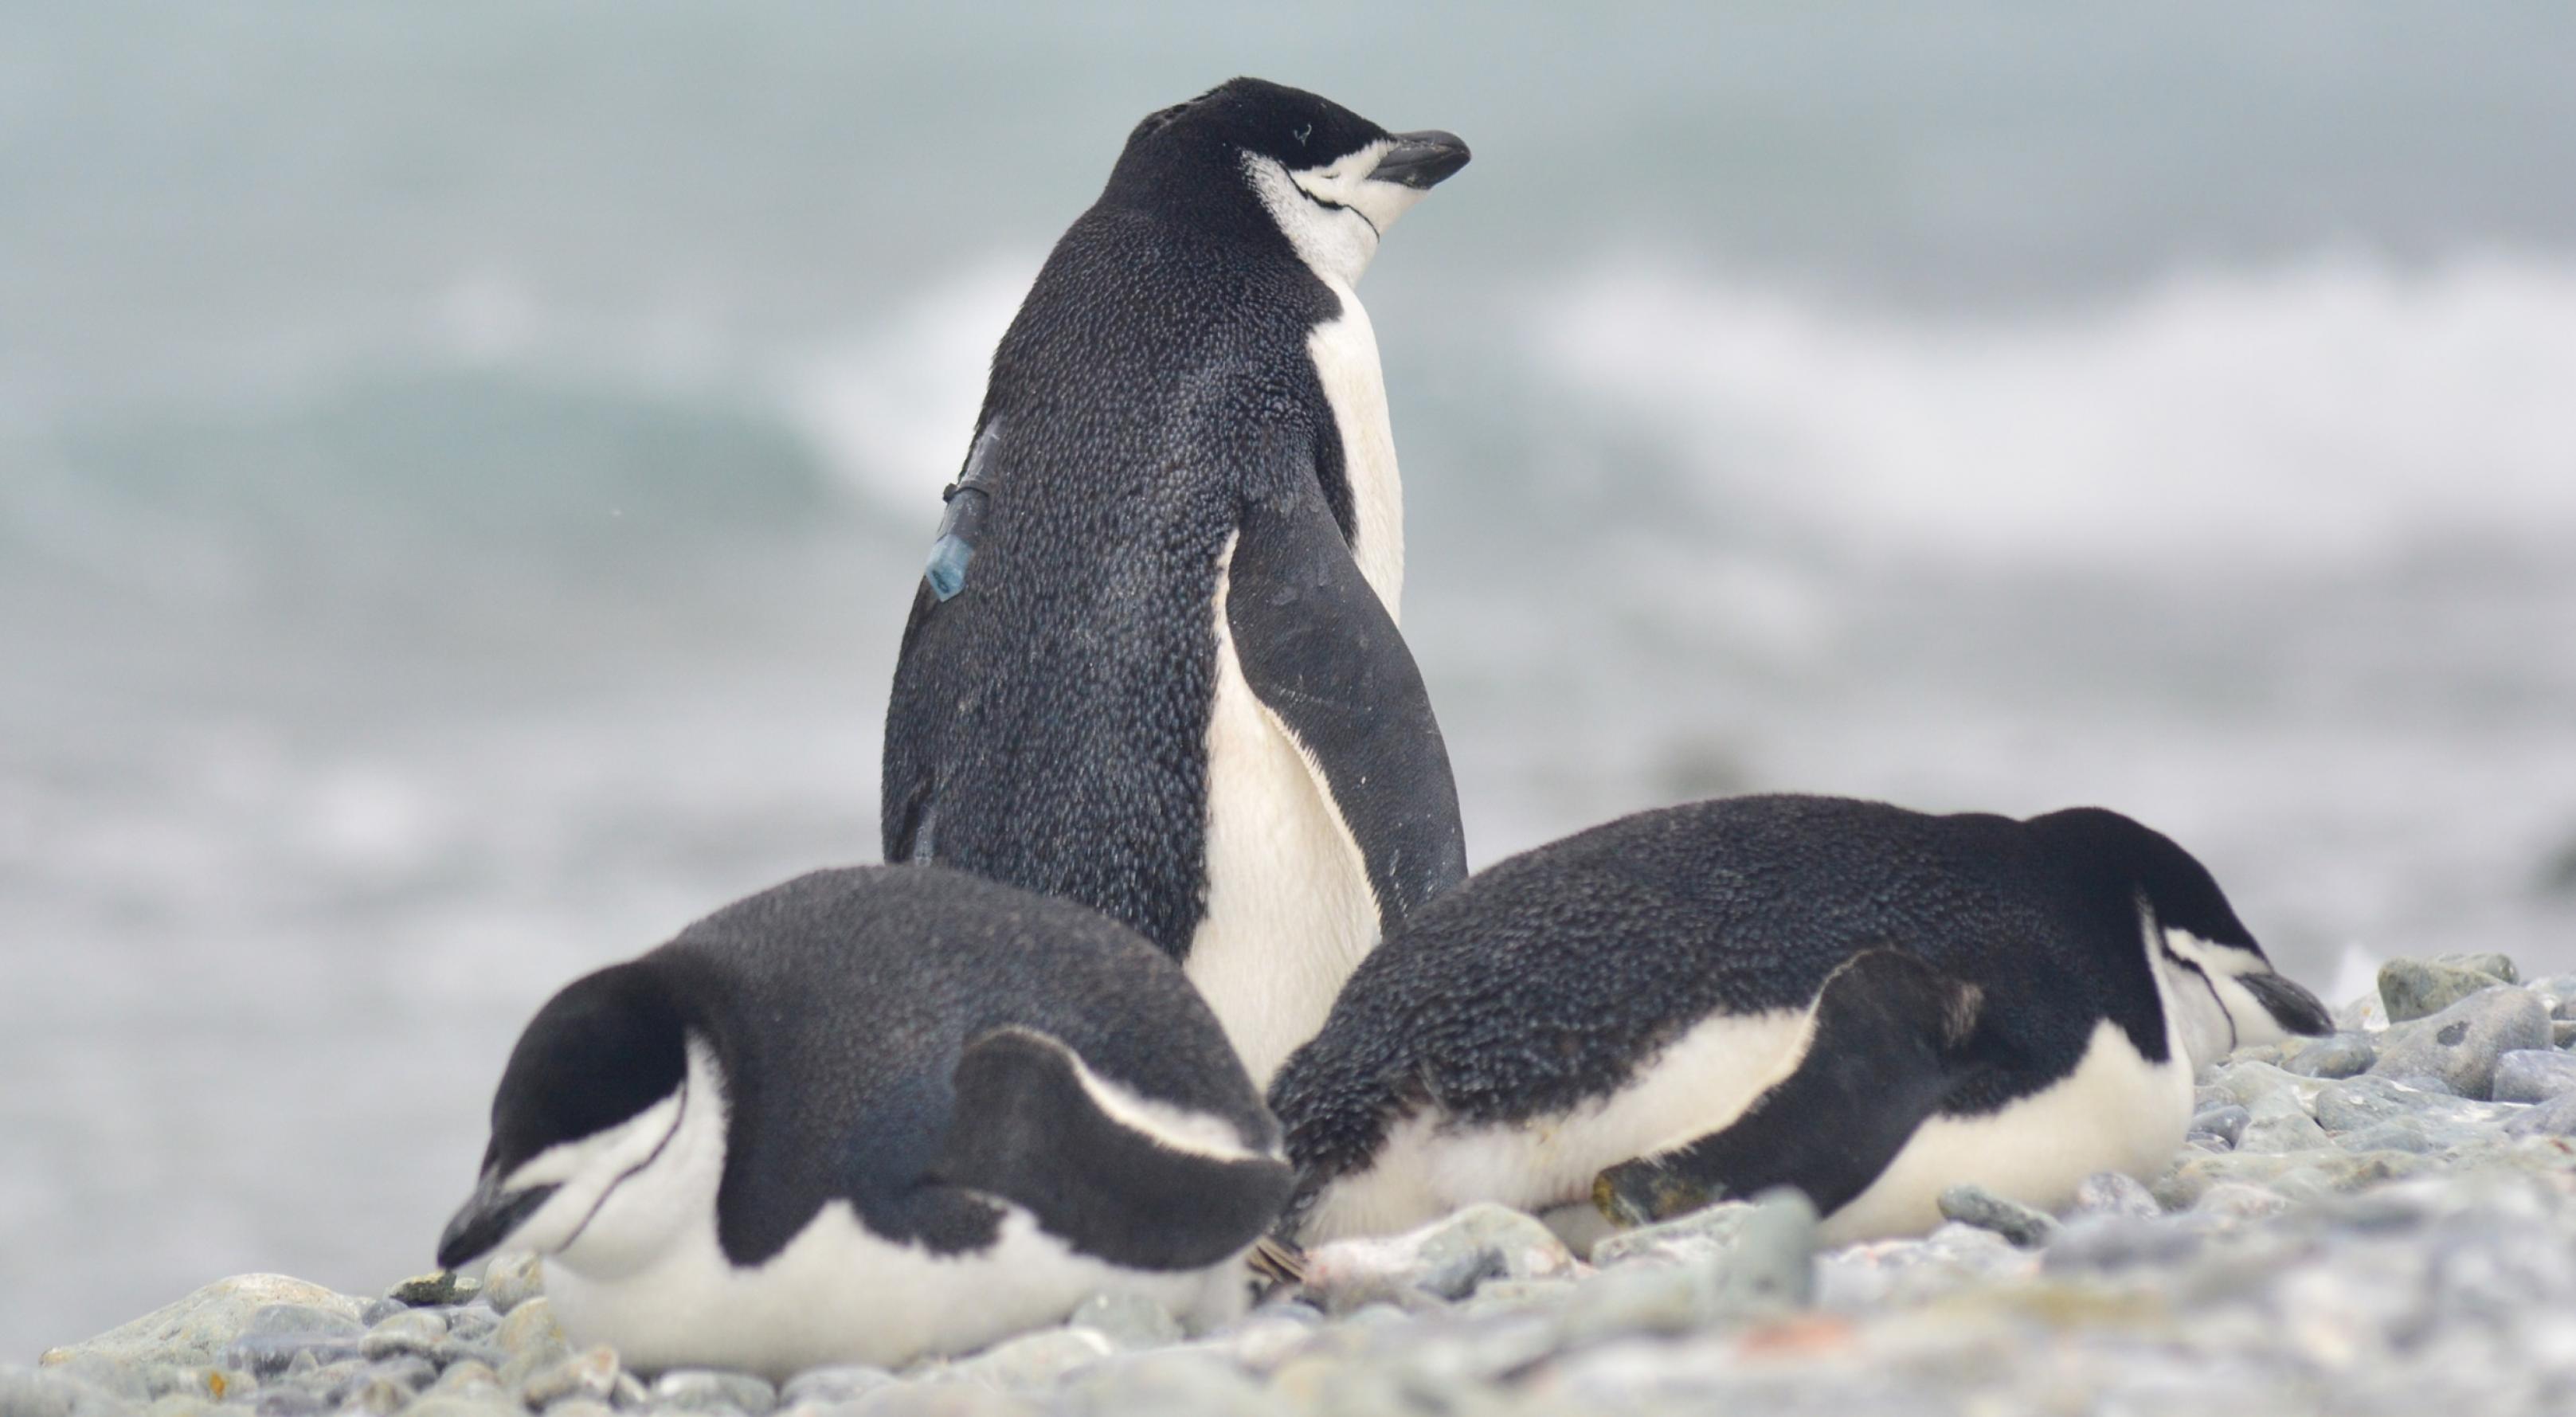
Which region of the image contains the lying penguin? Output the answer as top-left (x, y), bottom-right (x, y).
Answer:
top-left (435, 866), bottom-right (1293, 1376)
top-left (1268, 794), bottom-right (2331, 1247)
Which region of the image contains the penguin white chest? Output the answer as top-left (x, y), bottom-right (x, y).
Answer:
top-left (1188, 534), bottom-right (1382, 1090)
top-left (1307, 276), bottom-right (1405, 614)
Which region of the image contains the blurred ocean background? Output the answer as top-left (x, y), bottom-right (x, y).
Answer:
top-left (6, 0), bottom-right (2576, 1356)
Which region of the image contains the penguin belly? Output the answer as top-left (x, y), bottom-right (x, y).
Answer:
top-left (1296, 1008), bottom-right (1816, 1244)
top-left (545, 1205), bottom-right (1246, 1380)
top-left (1188, 535), bottom-right (1383, 1090)
top-left (1814, 1020), bottom-right (2196, 1243)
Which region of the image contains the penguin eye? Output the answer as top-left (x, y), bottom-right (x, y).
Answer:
top-left (1293, 123), bottom-right (1312, 147)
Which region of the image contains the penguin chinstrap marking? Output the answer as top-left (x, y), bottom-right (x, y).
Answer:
top-left (433, 867), bottom-right (1294, 1378)
top-left (1267, 795), bottom-right (2335, 1247)
top-left (881, 78), bottom-right (1473, 1088)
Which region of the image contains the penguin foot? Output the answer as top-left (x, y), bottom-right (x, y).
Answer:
top-left (1593, 1159), bottom-right (1712, 1228)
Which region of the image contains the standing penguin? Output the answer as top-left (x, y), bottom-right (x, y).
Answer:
top-left (1269, 795), bottom-right (2333, 1247)
top-left (433, 866), bottom-right (1293, 1377)
top-left (883, 78), bottom-right (1473, 1086)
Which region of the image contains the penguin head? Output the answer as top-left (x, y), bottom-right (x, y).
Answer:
top-left (437, 962), bottom-right (717, 1273)
top-left (1106, 77), bottom-right (1469, 286)
top-left (2029, 807), bottom-right (2332, 1068)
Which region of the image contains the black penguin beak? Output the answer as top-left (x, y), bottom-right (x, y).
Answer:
top-left (1369, 131), bottom-right (1471, 190)
top-left (436, 1172), bottom-right (559, 1270)
top-left (2241, 971), bottom-right (2333, 1037)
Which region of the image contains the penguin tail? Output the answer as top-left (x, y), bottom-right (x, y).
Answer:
top-left (934, 1026), bottom-right (1295, 1272)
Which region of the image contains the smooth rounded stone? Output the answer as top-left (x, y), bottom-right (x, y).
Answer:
top-left (2435, 952), bottom-right (2521, 985)
top-left (2235, 1091), bottom-right (2331, 1153)
top-left (2069, 1172), bottom-right (2162, 1220)
top-left (1713, 1188), bottom-right (1819, 1311)
top-left (386, 1273), bottom-right (482, 1308)
top-left (443, 1308), bottom-right (499, 1345)
top-left (846, 1384), bottom-right (1045, 1417)
top-left (218, 1306), bottom-right (369, 1377)
top-left (476, 1254), bottom-right (545, 1316)
top-left (2186, 1104), bottom-right (2250, 1149)
top-left (2288, 1032), bottom-right (2376, 1080)
top-left (652, 1369), bottom-right (779, 1415)
top-left (2368, 986), bottom-right (2551, 1098)
top-left (521, 1346), bottom-right (621, 1408)
top-left (1454, 1277), bottom-right (1575, 1317)
top-left (358, 1309), bottom-right (446, 1362)
top-left (1590, 1199), bottom-right (1757, 1270)
top-left (779, 1364), bottom-right (900, 1407)
top-left (41, 1276), bottom-right (369, 1372)
top-left (1298, 1204), bottom-right (1574, 1313)
top-left (496, 1298), bottom-right (567, 1364)
top-left (2154, 1153), bottom-right (2300, 1212)
top-left (397, 1399), bottom-right (522, 1417)
top-left (2505, 1091), bottom-right (2576, 1137)
top-left (253, 1388), bottom-right (327, 1417)
top-left (1065, 1292), bottom-right (1183, 1351)
top-left (146, 1397), bottom-right (218, 1417)
top-left (1216, 1311), bottom-right (1323, 1374)
top-left (2312, 1074), bottom-right (2499, 1133)
top-left (2380, 957), bottom-right (2514, 1023)
top-left (429, 1358), bottom-right (503, 1397)
top-left (36, 1353), bottom-right (150, 1403)
top-left (1536, 1202), bottom-right (1619, 1258)
top-left (142, 1366), bottom-right (252, 1403)
top-left (1936, 1185), bottom-right (2058, 1249)
top-left (1550, 1262), bottom-right (1712, 1343)
top-left (2555, 1020), bottom-right (2576, 1048)
top-left (545, 1402), bottom-right (613, 1417)
top-left (945, 1329), bottom-right (1113, 1392)
top-left (1054, 1351), bottom-right (1283, 1417)
top-left (2042, 1215), bottom-right (2201, 1274)
top-left (1, 1365), bottom-right (139, 1417)
top-left (2200, 1060), bottom-right (2310, 1110)
top-left (2333, 1116), bottom-right (2474, 1154)
top-left (2492, 1048), bottom-right (2576, 1103)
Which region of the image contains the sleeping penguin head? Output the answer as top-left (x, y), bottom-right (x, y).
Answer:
top-left (2029, 806), bottom-right (2333, 1068)
top-left (436, 961), bottom-right (705, 1274)
top-left (1106, 76), bottom-right (1470, 286)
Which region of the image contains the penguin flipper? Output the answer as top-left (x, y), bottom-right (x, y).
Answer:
top-left (1595, 949), bottom-right (1990, 1226)
top-left (1227, 487), bottom-right (1468, 926)
top-left (933, 1027), bottom-right (1295, 1270)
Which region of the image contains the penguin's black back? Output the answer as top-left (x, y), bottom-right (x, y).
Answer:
top-left (1270, 795), bottom-right (2207, 1188)
top-left (880, 147), bottom-right (1351, 960)
top-left (628, 865), bottom-right (1276, 1266)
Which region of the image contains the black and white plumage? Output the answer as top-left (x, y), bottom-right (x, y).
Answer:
top-left (434, 867), bottom-right (1293, 1377)
top-left (1268, 794), bottom-right (2332, 1247)
top-left (882, 78), bottom-right (1472, 1086)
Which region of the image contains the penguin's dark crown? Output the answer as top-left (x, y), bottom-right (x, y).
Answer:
top-left (481, 961), bottom-right (687, 1179)
top-left (2025, 806), bottom-right (2263, 952)
top-left (1098, 77), bottom-right (1466, 231)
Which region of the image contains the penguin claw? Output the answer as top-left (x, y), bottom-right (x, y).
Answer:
top-left (1593, 1159), bottom-right (1709, 1228)
top-left (1247, 1234), bottom-right (1308, 1294)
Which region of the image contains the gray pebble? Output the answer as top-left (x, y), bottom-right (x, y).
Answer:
top-left (847, 1384), bottom-right (1047, 1417)
top-left (1, 1367), bottom-right (139, 1417)
top-left (1590, 1198), bottom-right (1756, 1270)
top-left (219, 1306), bottom-right (366, 1378)
top-left (444, 1307), bottom-right (499, 1345)
top-left (2069, 1172), bottom-right (2162, 1219)
top-left (2554, 1020), bottom-right (2576, 1048)
top-left (2434, 952), bottom-right (2521, 984)
top-left (33, 1353), bottom-right (148, 1403)
top-left (1065, 1292), bottom-right (1183, 1351)
top-left (2368, 986), bottom-right (2551, 1098)
top-left (2380, 957), bottom-right (2512, 1022)
top-left (358, 1309), bottom-right (446, 1361)
top-left (945, 1329), bottom-right (1113, 1392)
top-left (780, 1364), bottom-right (901, 1407)
top-left (2236, 1092), bottom-right (2331, 1153)
top-left (2288, 1032), bottom-right (2376, 1079)
top-left (386, 1272), bottom-right (481, 1308)
top-left (521, 1345), bottom-right (620, 1408)
top-left (1713, 1188), bottom-right (1819, 1311)
top-left (253, 1389), bottom-right (328, 1417)
top-left (1053, 1351), bottom-right (1276, 1417)
top-left (39, 1276), bottom-right (369, 1373)
top-left (2505, 1091), bottom-right (2576, 1137)
top-left (1412, 1245), bottom-right (1506, 1302)
top-left (2194, 1181), bottom-right (2292, 1219)
top-left (2188, 1103), bottom-right (2250, 1148)
top-left (1937, 1184), bottom-right (2059, 1249)
top-left (652, 1368), bottom-right (779, 1415)
top-left (357, 1299), bottom-right (403, 1327)
top-left (477, 1253), bottom-right (545, 1316)
top-left (2044, 1215), bottom-right (2201, 1273)
top-left (2492, 1048), bottom-right (2576, 1102)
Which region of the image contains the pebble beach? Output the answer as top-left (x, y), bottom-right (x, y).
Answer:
top-left (17, 953), bottom-right (2576, 1417)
